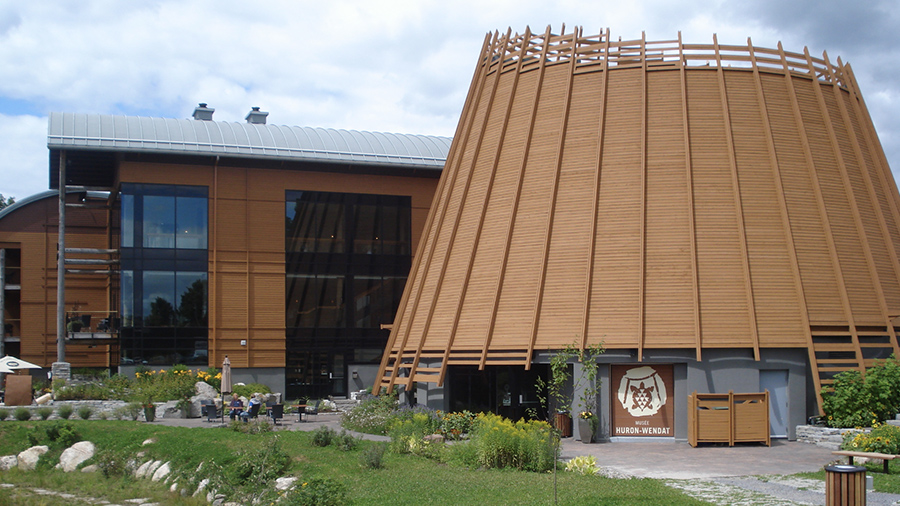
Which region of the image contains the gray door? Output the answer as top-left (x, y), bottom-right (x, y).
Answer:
top-left (760, 370), bottom-right (789, 438)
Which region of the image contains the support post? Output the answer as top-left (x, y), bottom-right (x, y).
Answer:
top-left (54, 151), bottom-right (69, 381)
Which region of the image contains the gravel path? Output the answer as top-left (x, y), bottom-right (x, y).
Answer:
top-left (665, 475), bottom-right (900, 505)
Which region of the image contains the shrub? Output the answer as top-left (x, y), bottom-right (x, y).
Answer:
top-left (340, 392), bottom-right (398, 435)
top-left (54, 383), bottom-right (114, 401)
top-left (823, 356), bottom-right (900, 427)
top-left (227, 438), bottom-right (290, 486)
top-left (469, 413), bottom-right (557, 472)
top-left (842, 424), bottom-right (900, 454)
top-left (565, 455), bottom-right (600, 476)
top-left (335, 430), bottom-right (359, 451)
top-left (232, 382), bottom-right (272, 399)
top-left (77, 406), bottom-right (94, 420)
top-left (388, 412), bottom-right (440, 455)
top-left (311, 426), bottom-right (336, 447)
top-left (46, 421), bottom-right (80, 447)
top-left (37, 407), bottom-right (54, 420)
top-left (95, 448), bottom-right (126, 478)
top-left (0, 409), bottom-right (8, 421)
top-left (286, 477), bottom-right (349, 506)
top-left (123, 402), bottom-right (142, 421)
top-left (228, 419), bottom-right (273, 434)
top-left (440, 410), bottom-right (478, 440)
top-left (56, 404), bottom-right (74, 420)
top-left (360, 443), bottom-right (387, 469)
top-left (14, 407), bottom-right (31, 421)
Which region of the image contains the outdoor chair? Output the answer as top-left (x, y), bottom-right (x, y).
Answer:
top-left (240, 402), bottom-right (261, 422)
top-left (302, 400), bottom-right (320, 422)
top-left (200, 400), bottom-right (218, 422)
top-left (269, 403), bottom-right (284, 425)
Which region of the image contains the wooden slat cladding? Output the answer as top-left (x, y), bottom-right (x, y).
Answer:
top-left (378, 28), bottom-right (900, 399)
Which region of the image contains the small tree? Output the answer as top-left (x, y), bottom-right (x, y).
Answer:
top-left (0, 194), bottom-right (14, 210)
top-left (535, 341), bottom-right (605, 419)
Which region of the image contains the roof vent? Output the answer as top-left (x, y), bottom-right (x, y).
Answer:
top-left (246, 106), bottom-right (268, 125)
top-left (192, 103), bottom-right (215, 121)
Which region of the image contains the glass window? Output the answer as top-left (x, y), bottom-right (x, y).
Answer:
top-left (287, 274), bottom-right (345, 327)
top-left (286, 195), bottom-right (345, 253)
top-left (143, 196), bottom-right (176, 248)
top-left (176, 197), bottom-right (208, 249)
top-left (121, 194), bottom-right (134, 248)
top-left (121, 270), bottom-right (134, 327)
top-left (143, 271), bottom-right (176, 327)
top-left (176, 272), bottom-right (208, 327)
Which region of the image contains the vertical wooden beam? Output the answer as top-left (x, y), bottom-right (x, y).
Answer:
top-left (57, 151), bottom-right (66, 364)
top-left (479, 26), bottom-right (554, 370)
top-left (748, 38), bottom-right (816, 409)
top-left (810, 49), bottom-right (899, 357)
top-left (713, 34), bottom-right (761, 360)
top-left (439, 29), bottom-right (532, 381)
top-left (210, 157), bottom-right (219, 365)
top-left (527, 28), bottom-right (579, 359)
top-left (377, 32), bottom-right (497, 392)
top-left (637, 31), bottom-right (648, 362)
top-left (678, 32), bottom-right (703, 361)
top-left (579, 28), bottom-right (611, 350)
top-left (778, 42), bottom-right (863, 373)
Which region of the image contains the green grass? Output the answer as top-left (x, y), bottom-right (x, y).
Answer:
top-left (0, 421), bottom-right (705, 505)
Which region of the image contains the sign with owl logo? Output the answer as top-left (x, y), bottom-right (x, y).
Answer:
top-left (611, 364), bottom-right (674, 437)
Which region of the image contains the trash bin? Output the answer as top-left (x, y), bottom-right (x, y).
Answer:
top-left (825, 464), bottom-right (866, 506)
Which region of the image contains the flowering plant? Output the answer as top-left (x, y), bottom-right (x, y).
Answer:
top-left (578, 410), bottom-right (595, 420)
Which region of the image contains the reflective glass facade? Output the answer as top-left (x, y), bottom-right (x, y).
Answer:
top-left (120, 183), bottom-right (209, 365)
top-left (285, 190), bottom-right (411, 399)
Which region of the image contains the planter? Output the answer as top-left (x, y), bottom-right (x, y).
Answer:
top-left (577, 418), bottom-right (594, 443)
top-left (144, 406), bottom-right (156, 422)
top-left (555, 413), bottom-right (572, 438)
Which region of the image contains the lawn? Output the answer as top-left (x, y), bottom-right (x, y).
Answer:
top-left (0, 420), bottom-right (707, 505)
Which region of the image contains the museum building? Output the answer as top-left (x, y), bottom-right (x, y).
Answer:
top-left (0, 104), bottom-right (449, 401)
top-left (3, 26), bottom-right (900, 442)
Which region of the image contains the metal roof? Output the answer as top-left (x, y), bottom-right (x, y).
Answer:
top-left (48, 112), bottom-right (451, 169)
top-left (0, 189), bottom-right (108, 221)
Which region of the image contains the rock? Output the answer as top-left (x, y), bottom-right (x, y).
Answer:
top-left (17, 446), bottom-right (49, 471)
top-left (424, 434), bottom-right (445, 443)
top-left (141, 438), bottom-right (156, 447)
top-left (0, 455), bottom-right (17, 471)
top-left (151, 462), bottom-right (171, 482)
top-left (145, 460), bottom-right (163, 478)
top-left (58, 441), bottom-right (95, 472)
top-left (194, 381), bottom-right (217, 399)
top-left (193, 478), bottom-right (209, 497)
top-left (134, 460), bottom-right (153, 479)
top-left (81, 464), bottom-right (99, 473)
top-left (275, 477), bottom-right (298, 490)
top-left (35, 393), bottom-right (52, 405)
top-left (169, 482), bottom-right (178, 492)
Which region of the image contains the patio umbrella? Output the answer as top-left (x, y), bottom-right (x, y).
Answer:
top-left (0, 355), bottom-right (41, 370)
top-left (0, 363), bottom-right (13, 374)
top-left (220, 355), bottom-right (232, 423)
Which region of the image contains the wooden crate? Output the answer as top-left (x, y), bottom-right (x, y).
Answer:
top-left (688, 390), bottom-right (770, 447)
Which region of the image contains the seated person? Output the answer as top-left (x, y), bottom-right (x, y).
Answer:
top-left (228, 393), bottom-right (244, 420)
top-left (240, 393), bottom-right (262, 421)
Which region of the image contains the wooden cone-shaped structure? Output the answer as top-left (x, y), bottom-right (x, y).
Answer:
top-left (377, 27), bottom-right (900, 412)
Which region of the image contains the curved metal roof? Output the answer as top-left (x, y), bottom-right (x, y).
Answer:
top-left (48, 112), bottom-right (451, 168)
top-left (0, 189), bottom-right (109, 221)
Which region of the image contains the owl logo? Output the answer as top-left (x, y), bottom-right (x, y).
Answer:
top-left (617, 366), bottom-right (667, 417)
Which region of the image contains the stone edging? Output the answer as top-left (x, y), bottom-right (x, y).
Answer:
top-left (795, 425), bottom-right (866, 450)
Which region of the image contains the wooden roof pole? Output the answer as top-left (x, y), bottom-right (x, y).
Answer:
top-left (438, 28), bottom-right (532, 382)
top-left (678, 32), bottom-right (703, 361)
top-left (747, 37), bottom-right (817, 410)
top-left (637, 31), bottom-right (648, 362)
top-left (376, 32), bottom-right (496, 392)
top-left (579, 28), bottom-right (611, 350)
top-left (778, 42), bottom-right (862, 374)
top-left (479, 25), bottom-right (554, 370)
top-left (713, 34), bottom-right (761, 360)
top-left (527, 28), bottom-right (579, 360)
top-left (811, 49), bottom-right (899, 357)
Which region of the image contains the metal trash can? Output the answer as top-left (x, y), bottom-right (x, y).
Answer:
top-left (825, 464), bottom-right (866, 506)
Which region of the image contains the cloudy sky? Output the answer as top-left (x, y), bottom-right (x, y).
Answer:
top-left (0, 0), bottom-right (897, 199)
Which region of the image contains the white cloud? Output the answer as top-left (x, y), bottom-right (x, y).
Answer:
top-left (0, 0), bottom-right (898, 197)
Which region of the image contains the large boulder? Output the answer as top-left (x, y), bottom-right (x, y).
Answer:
top-left (17, 446), bottom-right (49, 471)
top-left (191, 381), bottom-right (220, 418)
top-left (57, 441), bottom-right (95, 472)
top-left (151, 461), bottom-right (171, 482)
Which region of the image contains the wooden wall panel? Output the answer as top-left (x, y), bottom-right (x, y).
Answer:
top-left (643, 70), bottom-right (695, 348)
top-left (724, 73), bottom-right (807, 346)
top-left (687, 71), bottom-right (753, 347)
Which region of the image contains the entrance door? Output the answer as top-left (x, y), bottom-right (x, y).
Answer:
top-left (760, 370), bottom-right (789, 438)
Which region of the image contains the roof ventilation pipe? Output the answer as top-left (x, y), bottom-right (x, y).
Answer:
top-left (246, 106), bottom-right (268, 125)
top-left (192, 103), bottom-right (214, 121)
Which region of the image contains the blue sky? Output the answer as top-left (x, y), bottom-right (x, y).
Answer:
top-left (0, 0), bottom-right (898, 199)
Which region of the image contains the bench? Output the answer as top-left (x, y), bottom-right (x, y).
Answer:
top-left (832, 450), bottom-right (900, 474)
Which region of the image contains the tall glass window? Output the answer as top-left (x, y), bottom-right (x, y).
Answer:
top-left (285, 190), bottom-right (412, 400)
top-left (120, 183), bottom-right (209, 366)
